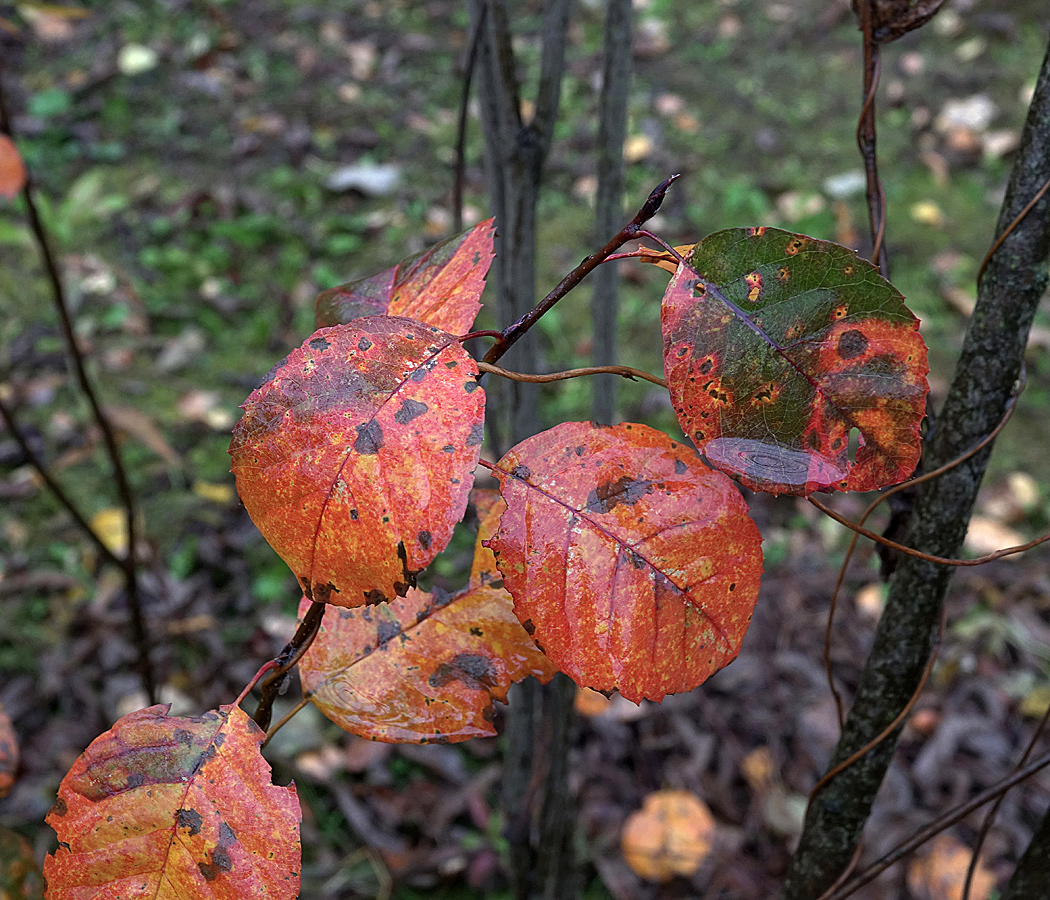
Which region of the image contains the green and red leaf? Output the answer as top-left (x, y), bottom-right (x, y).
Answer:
top-left (229, 316), bottom-right (485, 607)
top-left (486, 421), bottom-right (763, 703)
top-left (43, 704), bottom-right (300, 900)
top-left (315, 219), bottom-right (495, 334)
top-left (662, 227), bottom-right (929, 496)
top-left (298, 583), bottom-right (555, 743)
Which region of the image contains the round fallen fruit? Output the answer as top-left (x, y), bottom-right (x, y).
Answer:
top-left (621, 789), bottom-right (715, 882)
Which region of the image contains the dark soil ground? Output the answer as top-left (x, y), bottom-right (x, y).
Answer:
top-left (2, 1), bottom-right (1050, 897)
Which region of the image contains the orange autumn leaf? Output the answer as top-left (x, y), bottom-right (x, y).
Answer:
top-left (43, 704), bottom-right (300, 899)
top-left (487, 421), bottom-right (762, 703)
top-left (315, 218), bottom-right (495, 334)
top-left (906, 835), bottom-right (995, 900)
top-left (229, 317), bottom-right (485, 607)
top-left (621, 789), bottom-right (715, 882)
top-left (0, 700), bottom-right (17, 799)
top-left (0, 135), bottom-right (26, 199)
top-left (298, 584), bottom-right (554, 743)
top-left (634, 243), bottom-right (695, 274)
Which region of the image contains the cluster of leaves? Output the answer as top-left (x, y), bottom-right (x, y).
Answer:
top-left (44, 216), bottom-right (929, 895)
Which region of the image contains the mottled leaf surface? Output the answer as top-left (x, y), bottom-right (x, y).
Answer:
top-left (662, 227), bottom-right (928, 496)
top-left (230, 316), bottom-right (485, 606)
top-left (315, 219), bottom-right (494, 333)
top-left (0, 701), bottom-right (16, 799)
top-left (298, 581), bottom-right (554, 742)
top-left (487, 421), bottom-right (763, 703)
top-left (43, 704), bottom-right (300, 900)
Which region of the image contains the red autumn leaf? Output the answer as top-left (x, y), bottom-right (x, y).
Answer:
top-left (469, 488), bottom-right (506, 586)
top-left (0, 135), bottom-right (26, 200)
top-left (230, 316), bottom-right (485, 606)
top-left (486, 421), bottom-right (763, 703)
top-left (298, 582), bottom-right (555, 743)
top-left (0, 700), bottom-right (17, 798)
top-left (43, 704), bottom-right (300, 899)
top-left (662, 227), bottom-right (929, 496)
top-left (315, 219), bottom-right (495, 333)
top-left (0, 825), bottom-right (44, 900)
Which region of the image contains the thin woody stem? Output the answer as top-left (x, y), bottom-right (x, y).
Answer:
top-left (252, 600), bottom-right (326, 731)
top-left (483, 175), bottom-right (680, 367)
top-left (808, 496), bottom-right (1050, 566)
top-left (478, 361), bottom-right (666, 388)
top-left (0, 68), bottom-right (155, 704)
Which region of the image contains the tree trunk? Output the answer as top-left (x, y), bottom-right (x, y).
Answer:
top-left (469, 3), bottom-right (578, 898)
top-left (782, 35), bottom-right (1050, 899)
top-left (590, 0), bottom-right (632, 425)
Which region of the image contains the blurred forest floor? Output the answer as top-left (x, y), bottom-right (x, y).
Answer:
top-left (2, 1), bottom-right (1050, 897)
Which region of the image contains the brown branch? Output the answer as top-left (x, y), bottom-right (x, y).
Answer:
top-left (810, 606), bottom-right (945, 802)
top-left (483, 175), bottom-right (679, 367)
top-left (0, 393), bottom-right (122, 569)
top-left (977, 173), bottom-right (1050, 286)
top-left (808, 496), bottom-right (1050, 567)
top-left (453, 1), bottom-right (487, 233)
top-left (478, 361), bottom-right (667, 388)
top-left (962, 698), bottom-right (1050, 900)
top-left (822, 373), bottom-right (1024, 725)
top-left (822, 749), bottom-right (1050, 900)
top-left (0, 67), bottom-right (156, 704)
top-left (252, 599), bottom-right (326, 731)
top-left (856, 1), bottom-right (889, 274)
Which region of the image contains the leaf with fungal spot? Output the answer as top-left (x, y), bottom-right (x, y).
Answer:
top-left (43, 704), bottom-right (300, 900)
top-left (298, 583), bottom-right (555, 742)
top-left (315, 219), bottom-right (495, 333)
top-left (229, 316), bottom-right (485, 607)
top-left (662, 227), bottom-right (928, 496)
top-left (486, 421), bottom-right (762, 703)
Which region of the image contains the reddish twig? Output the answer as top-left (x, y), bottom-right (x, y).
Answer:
top-left (234, 660), bottom-right (280, 708)
top-left (252, 599), bottom-right (327, 731)
top-left (811, 606), bottom-right (946, 803)
top-left (856, 0), bottom-right (889, 274)
top-left (477, 361), bottom-right (667, 388)
top-left (822, 372), bottom-right (1024, 725)
top-left (0, 68), bottom-right (156, 704)
top-left (962, 698), bottom-right (1050, 900)
top-left (977, 173), bottom-right (1050, 286)
top-left (482, 174), bottom-right (680, 367)
top-left (808, 495), bottom-right (1050, 567)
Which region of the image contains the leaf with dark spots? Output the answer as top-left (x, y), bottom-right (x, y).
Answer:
top-left (428, 654), bottom-right (497, 690)
top-left (315, 220), bottom-right (494, 332)
top-left (309, 336), bottom-right (331, 351)
top-left (230, 316), bottom-right (485, 607)
top-left (394, 398), bottom-right (429, 424)
top-left (44, 704), bottom-right (301, 898)
top-left (488, 421), bottom-right (762, 703)
top-left (418, 530), bottom-right (432, 550)
top-left (177, 808), bottom-right (204, 836)
top-left (298, 582), bottom-right (554, 742)
top-left (466, 422), bottom-right (485, 447)
top-left (354, 420), bottom-right (384, 454)
top-left (662, 227), bottom-right (928, 496)
top-left (586, 475), bottom-right (654, 513)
